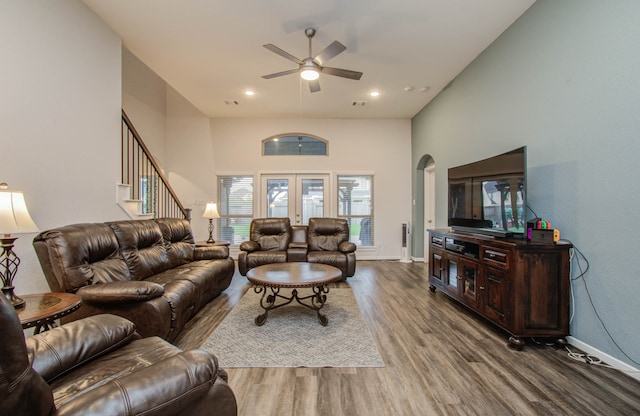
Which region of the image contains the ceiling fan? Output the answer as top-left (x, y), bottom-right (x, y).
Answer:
top-left (262, 28), bottom-right (363, 93)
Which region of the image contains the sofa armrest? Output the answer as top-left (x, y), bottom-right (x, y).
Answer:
top-left (77, 281), bottom-right (165, 303)
top-left (55, 350), bottom-right (219, 416)
top-left (27, 314), bottom-right (139, 383)
top-left (288, 242), bottom-right (308, 250)
top-left (239, 240), bottom-right (260, 252)
top-left (339, 241), bottom-right (357, 253)
top-left (194, 245), bottom-right (229, 260)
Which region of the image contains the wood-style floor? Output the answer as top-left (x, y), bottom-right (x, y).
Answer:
top-left (174, 261), bottom-right (640, 416)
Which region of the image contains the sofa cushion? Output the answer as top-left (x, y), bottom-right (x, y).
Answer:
top-left (307, 251), bottom-right (348, 272)
top-left (250, 218), bottom-right (291, 251)
top-left (155, 218), bottom-right (195, 267)
top-left (109, 220), bottom-right (171, 280)
top-left (27, 314), bottom-right (139, 383)
top-left (245, 251), bottom-right (288, 269)
top-left (307, 217), bottom-right (350, 251)
top-left (143, 274), bottom-right (198, 339)
top-left (48, 336), bottom-right (184, 408)
top-left (33, 223), bottom-right (130, 292)
top-left (149, 258), bottom-right (233, 311)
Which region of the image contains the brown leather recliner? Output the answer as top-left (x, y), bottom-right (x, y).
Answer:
top-left (238, 217), bottom-right (357, 279)
top-left (237, 217), bottom-right (291, 275)
top-left (306, 217), bottom-right (357, 278)
top-left (0, 294), bottom-right (237, 416)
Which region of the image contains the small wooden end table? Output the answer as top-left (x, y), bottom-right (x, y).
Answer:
top-left (246, 262), bottom-right (342, 326)
top-left (17, 292), bottom-right (82, 334)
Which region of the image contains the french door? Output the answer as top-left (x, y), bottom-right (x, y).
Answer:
top-left (260, 174), bottom-right (329, 225)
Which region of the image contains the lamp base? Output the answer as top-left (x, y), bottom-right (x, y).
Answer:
top-left (2, 285), bottom-right (25, 309)
top-left (1, 235), bottom-right (26, 309)
top-left (206, 219), bottom-right (216, 244)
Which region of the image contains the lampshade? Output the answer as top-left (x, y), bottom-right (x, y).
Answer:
top-left (202, 202), bottom-right (220, 219)
top-left (0, 188), bottom-right (38, 234)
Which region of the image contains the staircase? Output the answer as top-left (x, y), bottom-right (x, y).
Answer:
top-left (119, 110), bottom-right (190, 220)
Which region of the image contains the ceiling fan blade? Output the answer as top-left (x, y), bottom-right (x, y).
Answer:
top-left (308, 79), bottom-right (321, 93)
top-left (263, 44), bottom-right (304, 65)
top-left (321, 66), bottom-right (363, 80)
top-left (262, 68), bottom-right (300, 79)
top-left (313, 40), bottom-right (346, 65)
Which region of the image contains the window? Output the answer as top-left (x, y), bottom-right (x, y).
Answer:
top-left (217, 176), bottom-right (253, 244)
top-left (338, 175), bottom-right (373, 246)
top-left (263, 134), bottom-right (327, 156)
top-left (140, 175), bottom-right (157, 214)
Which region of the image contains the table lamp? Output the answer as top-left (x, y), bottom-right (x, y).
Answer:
top-left (202, 202), bottom-right (220, 244)
top-left (0, 183), bottom-right (39, 309)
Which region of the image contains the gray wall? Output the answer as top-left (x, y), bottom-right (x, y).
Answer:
top-left (412, 0), bottom-right (640, 367)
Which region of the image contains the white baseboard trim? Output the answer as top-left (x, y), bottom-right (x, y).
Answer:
top-left (567, 336), bottom-right (640, 381)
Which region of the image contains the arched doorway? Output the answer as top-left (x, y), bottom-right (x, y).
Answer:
top-left (416, 154), bottom-right (435, 262)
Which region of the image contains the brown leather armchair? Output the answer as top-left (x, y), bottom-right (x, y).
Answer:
top-left (0, 295), bottom-right (237, 416)
top-left (238, 217), bottom-right (291, 275)
top-left (238, 217), bottom-right (357, 279)
top-left (306, 217), bottom-right (357, 278)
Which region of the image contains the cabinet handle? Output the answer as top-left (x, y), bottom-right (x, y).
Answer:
top-left (480, 286), bottom-right (486, 290)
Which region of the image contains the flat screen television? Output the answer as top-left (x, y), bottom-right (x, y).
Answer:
top-left (448, 146), bottom-right (527, 238)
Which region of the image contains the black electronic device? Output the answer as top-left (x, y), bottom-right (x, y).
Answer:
top-left (448, 146), bottom-right (527, 239)
top-left (445, 237), bottom-right (479, 258)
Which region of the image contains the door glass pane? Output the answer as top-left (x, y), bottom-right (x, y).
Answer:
top-left (448, 259), bottom-right (458, 288)
top-left (464, 264), bottom-right (476, 296)
top-left (266, 179), bottom-right (289, 218)
top-left (300, 178), bottom-right (324, 224)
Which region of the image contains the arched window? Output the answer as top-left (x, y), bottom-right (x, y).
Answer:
top-left (263, 133), bottom-right (328, 156)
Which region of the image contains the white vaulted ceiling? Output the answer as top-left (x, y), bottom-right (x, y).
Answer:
top-left (82, 0), bottom-right (536, 119)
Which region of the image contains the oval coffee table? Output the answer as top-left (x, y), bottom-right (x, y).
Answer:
top-left (246, 262), bottom-right (343, 326)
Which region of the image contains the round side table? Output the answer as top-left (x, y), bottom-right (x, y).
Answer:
top-left (17, 292), bottom-right (82, 334)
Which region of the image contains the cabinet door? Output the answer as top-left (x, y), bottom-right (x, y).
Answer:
top-left (482, 266), bottom-right (510, 326)
top-left (461, 258), bottom-right (480, 308)
top-left (445, 256), bottom-right (461, 297)
top-left (430, 251), bottom-right (444, 286)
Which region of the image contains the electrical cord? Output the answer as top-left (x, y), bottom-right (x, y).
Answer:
top-left (565, 346), bottom-right (610, 367)
top-left (526, 205), bottom-right (639, 367)
top-left (564, 239), bottom-right (639, 367)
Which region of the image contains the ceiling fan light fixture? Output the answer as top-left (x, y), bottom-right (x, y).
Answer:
top-left (301, 68), bottom-right (320, 81)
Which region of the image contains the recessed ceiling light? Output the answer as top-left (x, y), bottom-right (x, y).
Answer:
top-left (404, 86), bottom-right (414, 92)
top-left (418, 86), bottom-right (430, 92)
top-left (244, 90), bottom-right (255, 96)
top-left (369, 91), bottom-right (380, 97)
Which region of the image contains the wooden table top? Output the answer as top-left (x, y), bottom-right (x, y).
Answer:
top-left (17, 292), bottom-right (82, 329)
top-left (246, 262), bottom-right (342, 288)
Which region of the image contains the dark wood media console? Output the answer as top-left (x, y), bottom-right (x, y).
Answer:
top-left (428, 229), bottom-right (572, 349)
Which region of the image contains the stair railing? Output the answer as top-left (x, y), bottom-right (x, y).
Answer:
top-left (121, 110), bottom-right (191, 220)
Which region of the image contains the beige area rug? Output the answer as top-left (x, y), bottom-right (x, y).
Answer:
top-left (201, 288), bottom-right (385, 368)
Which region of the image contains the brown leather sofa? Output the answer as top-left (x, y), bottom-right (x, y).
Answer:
top-left (33, 218), bottom-right (234, 341)
top-left (238, 217), bottom-right (356, 279)
top-left (0, 294), bottom-right (237, 416)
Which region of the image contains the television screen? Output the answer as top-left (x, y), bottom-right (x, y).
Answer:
top-left (480, 178), bottom-right (525, 233)
top-left (448, 146), bottom-right (527, 238)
